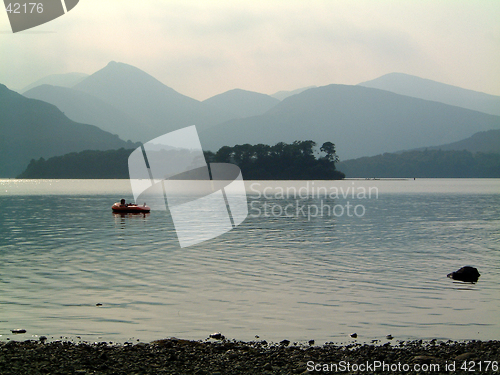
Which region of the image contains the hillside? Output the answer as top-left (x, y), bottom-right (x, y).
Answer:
top-left (337, 150), bottom-right (500, 178)
top-left (411, 129), bottom-right (500, 154)
top-left (199, 84), bottom-right (500, 160)
top-left (0, 84), bottom-right (137, 177)
top-left (359, 73), bottom-right (500, 116)
top-left (23, 84), bottom-right (141, 142)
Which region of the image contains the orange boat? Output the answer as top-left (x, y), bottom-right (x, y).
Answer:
top-left (112, 202), bottom-right (151, 213)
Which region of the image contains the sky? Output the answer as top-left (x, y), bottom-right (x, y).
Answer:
top-left (0, 0), bottom-right (499, 100)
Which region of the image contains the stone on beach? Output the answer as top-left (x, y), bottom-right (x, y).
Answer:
top-left (209, 332), bottom-right (225, 340)
top-left (279, 339), bottom-right (290, 346)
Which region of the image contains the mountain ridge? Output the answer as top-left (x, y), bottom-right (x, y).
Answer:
top-left (23, 84), bottom-right (141, 142)
top-left (199, 84), bottom-right (500, 160)
top-left (72, 61), bottom-right (234, 141)
top-left (0, 84), bottom-right (136, 177)
top-left (358, 72), bottom-right (500, 116)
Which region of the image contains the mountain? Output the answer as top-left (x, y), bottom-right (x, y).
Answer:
top-left (271, 86), bottom-right (316, 101)
top-left (411, 129), bottom-right (500, 154)
top-left (23, 84), bottom-right (141, 142)
top-left (72, 61), bottom-right (233, 141)
top-left (199, 84), bottom-right (500, 160)
top-left (203, 89), bottom-right (279, 118)
top-left (20, 72), bottom-right (88, 93)
top-left (358, 73), bottom-right (500, 116)
top-left (0, 84), bottom-right (136, 177)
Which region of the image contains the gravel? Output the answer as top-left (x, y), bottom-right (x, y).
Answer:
top-left (0, 338), bottom-right (498, 374)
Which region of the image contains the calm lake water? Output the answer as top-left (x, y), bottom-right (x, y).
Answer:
top-left (0, 179), bottom-right (499, 344)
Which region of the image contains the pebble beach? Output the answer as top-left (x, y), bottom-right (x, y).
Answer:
top-left (1, 338), bottom-right (499, 374)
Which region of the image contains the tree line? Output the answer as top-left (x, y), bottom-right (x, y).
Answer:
top-left (205, 141), bottom-right (345, 180)
top-left (17, 141), bottom-right (345, 180)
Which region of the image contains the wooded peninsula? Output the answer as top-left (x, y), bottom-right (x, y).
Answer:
top-left (16, 142), bottom-right (500, 179)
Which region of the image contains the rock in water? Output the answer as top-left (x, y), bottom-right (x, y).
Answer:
top-left (447, 266), bottom-right (480, 283)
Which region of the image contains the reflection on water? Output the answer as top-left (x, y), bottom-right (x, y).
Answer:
top-left (0, 179), bottom-right (499, 344)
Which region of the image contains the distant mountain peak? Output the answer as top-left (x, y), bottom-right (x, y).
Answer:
top-left (83, 61), bottom-right (164, 82)
top-left (358, 73), bottom-right (500, 116)
top-left (73, 61), bottom-right (184, 105)
top-left (359, 72), bottom-right (470, 92)
top-left (70, 62), bottom-right (234, 141)
top-left (103, 60), bottom-right (148, 73)
top-left (203, 88), bottom-right (279, 118)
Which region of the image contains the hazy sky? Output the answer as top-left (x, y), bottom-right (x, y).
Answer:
top-left (1, 0), bottom-right (499, 100)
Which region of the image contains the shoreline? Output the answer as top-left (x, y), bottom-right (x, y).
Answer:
top-left (1, 338), bottom-right (498, 374)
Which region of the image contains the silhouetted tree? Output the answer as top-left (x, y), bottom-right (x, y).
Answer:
top-left (320, 141), bottom-right (339, 163)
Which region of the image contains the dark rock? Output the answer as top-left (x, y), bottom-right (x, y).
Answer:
top-left (280, 339), bottom-right (290, 346)
top-left (350, 333), bottom-right (357, 338)
top-left (209, 332), bottom-right (224, 340)
top-left (447, 266), bottom-right (480, 283)
top-left (11, 329), bottom-right (26, 334)
top-left (308, 340), bottom-right (315, 346)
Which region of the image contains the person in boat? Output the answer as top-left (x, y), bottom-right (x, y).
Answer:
top-left (120, 198), bottom-right (127, 207)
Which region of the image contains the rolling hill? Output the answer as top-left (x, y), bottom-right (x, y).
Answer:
top-left (0, 84), bottom-right (137, 177)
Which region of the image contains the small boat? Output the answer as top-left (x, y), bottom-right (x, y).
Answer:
top-left (112, 202), bottom-right (150, 213)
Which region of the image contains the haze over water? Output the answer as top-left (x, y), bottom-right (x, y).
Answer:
top-left (0, 179), bottom-right (499, 344)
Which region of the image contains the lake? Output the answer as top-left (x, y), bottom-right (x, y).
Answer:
top-left (0, 179), bottom-right (499, 344)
